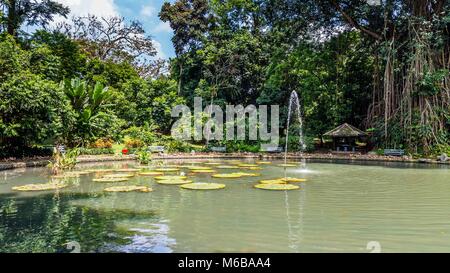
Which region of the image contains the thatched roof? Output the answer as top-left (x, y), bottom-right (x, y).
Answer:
top-left (323, 123), bottom-right (366, 137)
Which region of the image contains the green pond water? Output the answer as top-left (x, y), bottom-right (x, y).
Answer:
top-left (0, 159), bottom-right (449, 253)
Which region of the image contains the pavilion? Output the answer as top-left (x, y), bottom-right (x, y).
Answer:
top-left (323, 123), bottom-right (367, 152)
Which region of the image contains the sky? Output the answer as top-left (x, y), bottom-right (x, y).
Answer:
top-left (54, 0), bottom-right (175, 59)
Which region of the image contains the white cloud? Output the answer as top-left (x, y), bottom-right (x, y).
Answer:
top-left (153, 21), bottom-right (172, 33)
top-left (140, 5), bottom-right (156, 17)
top-left (55, 0), bottom-right (119, 19)
top-left (152, 40), bottom-right (166, 59)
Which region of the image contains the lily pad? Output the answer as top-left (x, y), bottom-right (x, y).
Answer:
top-left (234, 172), bottom-right (260, 177)
top-left (66, 171), bottom-right (91, 175)
top-left (238, 164), bottom-right (259, 168)
top-left (259, 179), bottom-right (287, 184)
top-left (216, 165), bottom-right (240, 169)
top-left (186, 166), bottom-right (212, 170)
top-left (180, 183), bottom-right (226, 190)
top-left (93, 177), bottom-right (130, 183)
top-left (212, 173), bottom-right (244, 178)
top-left (154, 168), bottom-right (180, 172)
top-left (254, 184), bottom-right (300, 191)
top-left (154, 175), bottom-right (187, 180)
top-left (279, 177), bottom-right (307, 183)
top-left (203, 162), bottom-right (221, 165)
top-left (256, 161), bottom-right (272, 165)
top-left (103, 173), bottom-right (135, 179)
top-left (156, 179), bottom-right (193, 185)
top-left (12, 182), bottom-right (68, 192)
top-left (104, 186), bottom-right (152, 193)
top-left (114, 169), bottom-right (141, 172)
top-left (244, 167), bottom-right (263, 170)
top-left (139, 171), bottom-right (164, 176)
top-left (190, 169), bottom-right (217, 173)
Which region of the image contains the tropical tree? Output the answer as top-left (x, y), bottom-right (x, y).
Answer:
top-left (0, 0), bottom-right (69, 37)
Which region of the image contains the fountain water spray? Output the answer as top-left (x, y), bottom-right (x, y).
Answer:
top-left (284, 91), bottom-right (306, 165)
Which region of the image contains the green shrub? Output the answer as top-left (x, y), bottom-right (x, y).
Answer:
top-left (78, 148), bottom-right (115, 155)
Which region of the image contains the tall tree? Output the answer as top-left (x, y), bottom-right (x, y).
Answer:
top-left (56, 15), bottom-right (157, 78)
top-left (160, 0), bottom-right (213, 95)
top-left (0, 0), bottom-right (69, 36)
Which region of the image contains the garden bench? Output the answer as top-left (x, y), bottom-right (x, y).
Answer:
top-left (384, 149), bottom-right (405, 156)
top-left (261, 146), bottom-right (284, 153)
top-left (148, 146), bottom-right (165, 153)
top-left (210, 146), bottom-right (226, 153)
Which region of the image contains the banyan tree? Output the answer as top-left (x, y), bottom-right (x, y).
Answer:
top-left (328, 0), bottom-right (449, 153)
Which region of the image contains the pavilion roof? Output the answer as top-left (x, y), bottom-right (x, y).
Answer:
top-left (323, 123), bottom-right (366, 137)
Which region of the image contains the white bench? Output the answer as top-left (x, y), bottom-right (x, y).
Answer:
top-left (261, 146), bottom-right (284, 153)
top-left (384, 149), bottom-right (405, 156)
top-left (148, 146), bottom-right (165, 153)
top-left (210, 146), bottom-right (226, 153)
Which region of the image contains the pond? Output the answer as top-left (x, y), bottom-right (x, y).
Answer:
top-left (0, 159), bottom-right (449, 253)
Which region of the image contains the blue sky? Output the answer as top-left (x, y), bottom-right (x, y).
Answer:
top-left (55, 0), bottom-right (175, 59)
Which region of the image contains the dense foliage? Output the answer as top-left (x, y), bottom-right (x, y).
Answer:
top-left (0, 0), bottom-right (449, 157)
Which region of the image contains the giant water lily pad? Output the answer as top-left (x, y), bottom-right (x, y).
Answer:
top-left (154, 175), bottom-right (187, 180)
top-left (93, 177), bottom-right (130, 183)
top-left (244, 167), bottom-right (263, 170)
top-left (216, 165), bottom-right (240, 169)
top-left (186, 166), bottom-right (212, 170)
top-left (154, 168), bottom-right (180, 172)
top-left (181, 183), bottom-right (226, 190)
top-left (66, 171), bottom-right (91, 176)
top-left (279, 177), bottom-right (307, 183)
top-left (156, 179), bottom-right (193, 185)
top-left (234, 172), bottom-right (260, 177)
top-left (190, 169), bottom-right (217, 174)
top-left (259, 179), bottom-right (287, 185)
top-left (12, 182), bottom-right (68, 192)
top-left (103, 173), bottom-right (135, 179)
top-left (104, 186), bottom-right (152, 193)
top-left (139, 171), bottom-right (164, 176)
top-left (238, 164), bottom-right (259, 168)
top-left (256, 161), bottom-right (272, 165)
top-left (203, 162), bottom-right (221, 165)
top-left (254, 184), bottom-right (300, 191)
top-left (114, 169), bottom-right (141, 173)
top-left (212, 173), bottom-right (244, 178)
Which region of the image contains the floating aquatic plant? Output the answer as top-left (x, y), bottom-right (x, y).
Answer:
top-left (103, 173), bottom-right (135, 179)
top-left (256, 161), bottom-right (272, 165)
top-left (238, 164), bottom-right (259, 168)
top-left (212, 173), bottom-right (244, 178)
top-left (156, 179), bottom-right (193, 185)
top-left (279, 177), bottom-right (307, 183)
top-left (186, 166), bottom-right (212, 170)
top-left (234, 172), bottom-right (260, 177)
top-left (216, 165), bottom-right (240, 169)
top-left (258, 179), bottom-right (287, 184)
top-left (254, 184), bottom-right (300, 191)
top-left (139, 171), bottom-right (164, 176)
top-left (190, 169), bottom-right (216, 174)
top-left (93, 177), bottom-right (130, 183)
top-left (180, 183), bottom-right (226, 190)
top-left (104, 186), bottom-right (152, 192)
top-left (154, 168), bottom-right (180, 172)
top-left (154, 175), bottom-right (187, 180)
top-left (12, 182), bottom-right (68, 192)
top-left (114, 169), bottom-right (141, 172)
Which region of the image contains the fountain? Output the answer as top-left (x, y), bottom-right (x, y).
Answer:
top-left (284, 91), bottom-right (306, 166)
